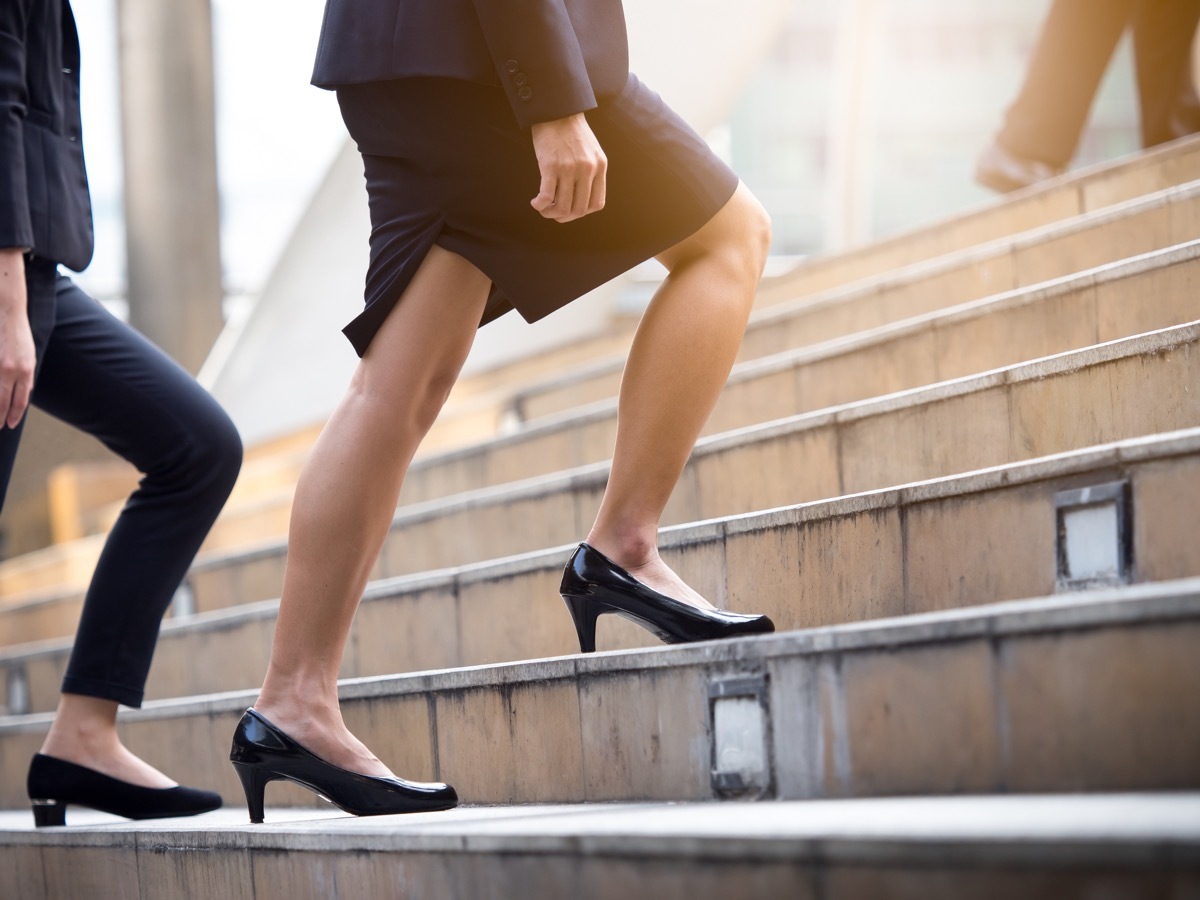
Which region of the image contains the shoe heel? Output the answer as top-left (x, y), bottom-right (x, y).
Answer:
top-left (233, 763), bottom-right (269, 824)
top-left (562, 594), bottom-right (606, 653)
top-left (31, 799), bottom-right (65, 827)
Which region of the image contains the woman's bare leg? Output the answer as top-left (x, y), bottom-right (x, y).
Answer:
top-left (585, 183), bottom-right (771, 605)
top-left (254, 246), bottom-right (491, 776)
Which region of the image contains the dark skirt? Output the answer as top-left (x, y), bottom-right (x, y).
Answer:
top-left (335, 73), bottom-right (739, 356)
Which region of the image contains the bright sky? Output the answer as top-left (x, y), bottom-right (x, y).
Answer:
top-left (71, 0), bottom-right (347, 302)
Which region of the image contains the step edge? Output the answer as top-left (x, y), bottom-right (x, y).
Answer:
top-left (752, 180), bottom-right (1200, 328)
top-left (2, 795), bottom-right (1199, 866)
top-left (506, 176), bottom-right (1200, 405)
top-left (4, 576), bottom-right (1196, 731)
top-left (3, 427), bottom-right (1198, 665)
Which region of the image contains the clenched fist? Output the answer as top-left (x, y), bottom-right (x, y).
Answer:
top-left (529, 113), bottom-right (607, 223)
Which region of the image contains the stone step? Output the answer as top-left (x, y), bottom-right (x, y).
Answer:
top-left (202, 134), bottom-right (1200, 473)
top-left (381, 294), bottom-right (1200, 513)
top-left (1, 794), bottom-right (1197, 899)
top-left (15, 239), bottom-right (1196, 643)
top-left (3, 420), bottom-right (1197, 717)
top-left (3, 311), bottom-right (1195, 653)
top-left (8, 261), bottom-right (1194, 646)
top-left (1, 575), bottom-right (1197, 812)
top-left (4, 152), bottom-right (1196, 613)
top-left (510, 178), bottom-right (1200, 424)
top-left (155, 323), bottom-right (652, 534)
top-left (168, 312), bottom-right (1200, 625)
top-left (157, 176), bottom-right (1200, 529)
top-left (337, 136), bottom-right (1200, 444)
top-left (766, 133), bottom-right (1200, 302)
top-left (178, 244), bottom-right (1200, 600)
top-left (0, 311), bottom-right (643, 607)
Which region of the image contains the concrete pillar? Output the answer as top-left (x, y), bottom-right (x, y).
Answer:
top-left (824, 0), bottom-right (885, 252)
top-left (116, 0), bottom-right (223, 374)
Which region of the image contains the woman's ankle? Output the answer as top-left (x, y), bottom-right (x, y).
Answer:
top-left (40, 694), bottom-right (120, 758)
top-left (256, 668), bottom-right (342, 724)
top-left (584, 528), bottom-right (660, 571)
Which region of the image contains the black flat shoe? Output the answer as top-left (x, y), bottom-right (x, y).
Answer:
top-left (229, 708), bottom-right (458, 823)
top-left (26, 754), bottom-right (222, 827)
top-left (559, 542), bottom-right (775, 653)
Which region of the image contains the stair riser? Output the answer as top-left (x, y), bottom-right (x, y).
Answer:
top-left (5, 140), bottom-right (1200, 613)
top-left (393, 320), bottom-right (1200, 518)
top-left (2, 588), bottom-right (1197, 812)
top-left (730, 243), bottom-right (1200, 396)
top-left (6, 429), bottom-right (1198, 716)
top-left (712, 257), bottom-right (1200, 438)
top-left (519, 186), bottom-right (1200, 422)
top-left (6, 237), bottom-right (1198, 625)
top-left (0, 539), bottom-right (101, 611)
top-left (0, 594), bottom-right (81, 651)
top-left (7, 140), bottom-right (1200, 900)
top-left (769, 136), bottom-right (1200, 301)
top-left (9, 284), bottom-right (1196, 645)
top-left (172, 321), bottom-right (1200, 626)
top-left (7, 841), bottom-right (1197, 900)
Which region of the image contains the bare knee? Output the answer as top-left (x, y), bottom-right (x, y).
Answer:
top-left (661, 183), bottom-right (772, 288)
top-left (347, 356), bottom-right (460, 442)
top-left (724, 186), bottom-right (772, 278)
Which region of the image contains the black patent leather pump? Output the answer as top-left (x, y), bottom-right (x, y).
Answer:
top-left (229, 708), bottom-right (458, 823)
top-left (26, 754), bottom-right (222, 827)
top-left (559, 543), bottom-right (775, 653)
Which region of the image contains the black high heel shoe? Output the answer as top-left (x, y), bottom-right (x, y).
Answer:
top-left (559, 543), bottom-right (775, 653)
top-left (229, 708), bottom-right (458, 823)
top-left (26, 754), bottom-right (222, 827)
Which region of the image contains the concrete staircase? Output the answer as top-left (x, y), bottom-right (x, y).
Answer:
top-left (3, 138), bottom-right (1200, 898)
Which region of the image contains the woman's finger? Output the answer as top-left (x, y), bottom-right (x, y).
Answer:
top-left (588, 156), bottom-right (607, 214)
top-left (5, 376), bottom-right (29, 428)
top-left (530, 166), bottom-right (558, 215)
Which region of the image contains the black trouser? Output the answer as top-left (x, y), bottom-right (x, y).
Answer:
top-left (999, 0), bottom-right (1200, 166)
top-left (0, 260), bottom-right (242, 707)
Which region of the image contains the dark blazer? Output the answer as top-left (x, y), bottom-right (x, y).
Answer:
top-left (0, 0), bottom-right (93, 272)
top-left (311, 0), bottom-right (629, 128)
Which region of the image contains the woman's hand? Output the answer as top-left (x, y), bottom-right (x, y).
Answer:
top-left (530, 113), bottom-right (607, 223)
top-left (0, 248), bottom-right (35, 429)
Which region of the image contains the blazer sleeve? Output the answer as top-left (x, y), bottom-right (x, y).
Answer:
top-left (0, 0), bottom-right (33, 251)
top-left (470, 0), bottom-right (598, 128)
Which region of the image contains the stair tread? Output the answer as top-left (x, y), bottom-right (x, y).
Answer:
top-left (0, 577), bottom-right (1195, 812)
top-left (2, 425), bottom-right (1196, 671)
top-left (770, 134), bottom-right (1200, 297)
top-left (6, 197), bottom-right (1200, 600)
top-left (3, 574), bottom-right (1195, 728)
top-left (2, 794), bottom-right (1198, 861)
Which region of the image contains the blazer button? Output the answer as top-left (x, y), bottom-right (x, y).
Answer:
top-left (518, 86), bottom-right (533, 102)
top-left (514, 73), bottom-right (528, 86)
top-left (505, 60), bottom-right (520, 73)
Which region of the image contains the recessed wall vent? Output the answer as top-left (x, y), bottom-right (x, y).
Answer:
top-left (709, 673), bottom-right (773, 799)
top-left (1055, 480), bottom-right (1132, 591)
top-left (7, 665), bottom-right (29, 716)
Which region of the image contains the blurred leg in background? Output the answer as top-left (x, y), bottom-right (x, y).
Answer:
top-left (977, 0), bottom-right (1200, 192)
